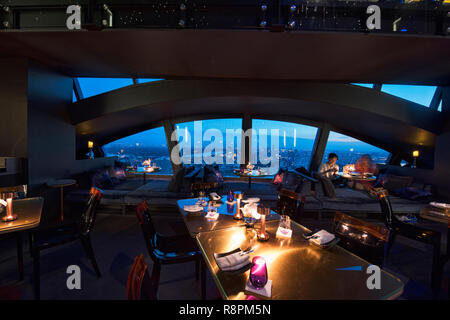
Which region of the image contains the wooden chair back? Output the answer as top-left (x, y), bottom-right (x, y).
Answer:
top-left (126, 254), bottom-right (156, 300)
top-left (190, 182), bottom-right (218, 197)
top-left (333, 212), bottom-right (390, 266)
top-left (276, 188), bottom-right (304, 221)
top-left (79, 187), bottom-right (103, 235)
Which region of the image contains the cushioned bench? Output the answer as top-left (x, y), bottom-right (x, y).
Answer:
top-left (66, 173), bottom-right (429, 216)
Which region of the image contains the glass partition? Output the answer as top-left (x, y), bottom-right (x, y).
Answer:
top-left (102, 126), bottom-right (173, 175)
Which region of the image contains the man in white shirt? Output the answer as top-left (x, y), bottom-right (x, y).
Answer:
top-left (319, 153), bottom-right (339, 179)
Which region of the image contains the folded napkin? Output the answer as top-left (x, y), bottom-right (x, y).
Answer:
top-left (430, 202), bottom-right (450, 210)
top-left (396, 215), bottom-right (417, 223)
top-left (214, 252), bottom-right (250, 271)
top-left (310, 230), bottom-right (335, 246)
top-left (183, 204), bottom-right (203, 212)
top-left (210, 192), bottom-right (221, 201)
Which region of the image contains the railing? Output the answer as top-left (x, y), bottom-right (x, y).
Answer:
top-left (1, 0), bottom-right (448, 35)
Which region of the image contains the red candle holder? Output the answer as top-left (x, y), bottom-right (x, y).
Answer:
top-left (249, 256), bottom-right (268, 289)
top-left (257, 206), bottom-right (270, 241)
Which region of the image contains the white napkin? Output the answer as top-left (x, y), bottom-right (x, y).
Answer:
top-left (214, 252), bottom-right (250, 271)
top-left (242, 197), bottom-right (260, 203)
top-left (430, 202), bottom-right (450, 210)
top-left (184, 204), bottom-right (203, 212)
top-left (210, 192), bottom-right (221, 201)
top-left (310, 230), bottom-right (335, 246)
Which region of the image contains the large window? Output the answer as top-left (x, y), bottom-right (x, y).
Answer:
top-left (251, 119), bottom-right (318, 172)
top-left (322, 131), bottom-right (390, 168)
top-left (351, 83), bottom-right (374, 89)
top-left (102, 126), bottom-right (173, 175)
top-left (175, 119), bottom-right (242, 177)
top-left (77, 78), bottom-right (133, 98)
top-left (381, 85), bottom-right (437, 108)
top-left (136, 78), bottom-right (164, 84)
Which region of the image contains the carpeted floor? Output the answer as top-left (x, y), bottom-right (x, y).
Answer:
top-left (0, 213), bottom-right (448, 300)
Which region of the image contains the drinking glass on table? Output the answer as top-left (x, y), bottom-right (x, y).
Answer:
top-left (198, 191), bottom-right (207, 206)
top-left (279, 215), bottom-right (291, 230)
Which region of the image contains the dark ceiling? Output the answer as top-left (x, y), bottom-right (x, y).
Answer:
top-left (0, 29), bottom-right (449, 84)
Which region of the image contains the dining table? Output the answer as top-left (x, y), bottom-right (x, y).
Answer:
top-left (0, 197), bottom-right (44, 280)
top-left (46, 179), bottom-right (76, 221)
top-left (176, 196), bottom-right (279, 238)
top-left (127, 166), bottom-right (161, 184)
top-left (233, 169), bottom-right (273, 189)
top-left (339, 172), bottom-right (377, 189)
top-left (176, 195), bottom-right (404, 300)
top-left (420, 205), bottom-right (450, 260)
top-left (196, 219), bottom-right (404, 300)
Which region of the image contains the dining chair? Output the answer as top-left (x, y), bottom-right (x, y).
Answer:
top-left (276, 188), bottom-right (305, 222)
top-left (333, 212), bottom-right (390, 267)
top-left (31, 187), bottom-right (103, 300)
top-left (135, 201), bottom-right (202, 297)
top-left (126, 254), bottom-right (156, 300)
top-left (378, 190), bottom-right (443, 298)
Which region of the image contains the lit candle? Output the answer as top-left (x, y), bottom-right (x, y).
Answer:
top-left (88, 141), bottom-right (94, 149)
top-left (257, 206), bottom-right (270, 241)
top-left (233, 191), bottom-right (243, 220)
top-left (6, 198), bottom-right (12, 218)
top-left (1, 198), bottom-right (17, 222)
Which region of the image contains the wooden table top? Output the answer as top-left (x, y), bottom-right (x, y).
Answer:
top-left (340, 172), bottom-right (377, 181)
top-left (233, 170), bottom-right (273, 177)
top-left (127, 167), bottom-right (161, 174)
top-left (177, 196), bottom-right (279, 238)
top-left (196, 220), bottom-right (404, 300)
top-left (46, 179), bottom-right (76, 188)
top-left (0, 197), bottom-right (44, 235)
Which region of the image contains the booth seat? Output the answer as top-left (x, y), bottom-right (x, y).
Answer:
top-left (65, 166), bottom-right (432, 217)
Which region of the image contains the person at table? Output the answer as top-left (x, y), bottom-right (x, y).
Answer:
top-left (319, 153), bottom-right (344, 187)
top-left (354, 154), bottom-right (378, 191)
top-left (355, 154), bottom-right (378, 176)
top-left (319, 153), bottom-right (339, 179)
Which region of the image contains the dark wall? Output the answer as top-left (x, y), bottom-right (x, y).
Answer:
top-left (26, 62), bottom-right (117, 193)
top-left (434, 131), bottom-right (450, 198)
top-left (0, 58), bottom-right (28, 158)
top-left (0, 59), bottom-right (116, 221)
top-left (27, 62), bottom-right (75, 192)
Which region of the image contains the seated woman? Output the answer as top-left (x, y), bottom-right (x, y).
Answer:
top-left (353, 154), bottom-right (378, 190)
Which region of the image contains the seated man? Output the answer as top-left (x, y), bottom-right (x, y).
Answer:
top-left (319, 153), bottom-right (344, 187)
